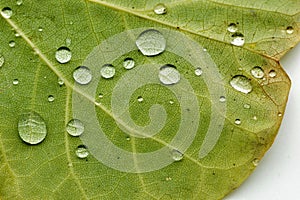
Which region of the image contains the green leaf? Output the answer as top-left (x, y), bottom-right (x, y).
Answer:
top-left (0, 0), bottom-right (299, 199)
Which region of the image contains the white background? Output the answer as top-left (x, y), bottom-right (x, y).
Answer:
top-left (225, 44), bottom-right (300, 199)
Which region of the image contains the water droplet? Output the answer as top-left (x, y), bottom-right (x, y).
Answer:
top-left (243, 104), bottom-right (251, 109)
top-left (66, 119), bottom-right (84, 137)
top-left (268, 70), bottom-right (277, 78)
top-left (194, 68), bottom-right (203, 76)
top-left (98, 93), bottom-right (104, 99)
top-left (1, 7), bottom-right (12, 19)
top-left (12, 79), bottom-right (19, 85)
top-left (227, 23), bottom-right (238, 33)
top-left (0, 55), bottom-right (4, 67)
top-left (159, 64), bottom-right (180, 85)
top-left (230, 75), bottom-right (252, 94)
top-left (154, 3), bottom-right (167, 15)
top-left (252, 158), bottom-right (260, 166)
top-left (58, 78), bottom-right (64, 86)
top-left (65, 38), bottom-right (72, 46)
top-left (18, 111), bottom-right (47, 145)
top-left (100, 64), bottom-right (115, 79)
top-left (253, 116), bottom-right (258, 120)
top-left (48, 95), bottom-right (54, 102)
top-left (15, 32), bottom-right (20, 37)
top-left (136, 29), bottom-right (166, 56)
top-left (169, 100), bottom-right (174, 105)
top-left (165, 177), bottom-right (172, 181)
top-left (235, 119), bottom-right (241, 125)
top-left (38, 27), bottom-right (43, 32)
top-left (76, 145), bottom-right (89, 158)
top-left (286, 26), bottom-right (294, 34)
top-left (137, 96), bottom-right (144, 102)
top-left (231, 33), bottom-right (245, 46)
top-left (219, 96), bottom-right (226, 103)
top-left (55, 47), bottom-right (72, 64)
top-left (16, 0), bottom-right (23, 6)
top-left (126, 136), bottom-right (131, 141)
top-left (251, 66), bottom-right (264, 79)
top-left (278, 112), bottom-right (282, 117)
top-left (171, 149), bottom-right (183, 161)
top-left (9, 41), bottom-right (15, 47)
top-left (123, 58), bottom-right (135, 70)
top-left (73, 66), bottom-right (92, 85)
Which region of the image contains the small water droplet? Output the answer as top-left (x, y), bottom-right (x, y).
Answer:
top-left (16, 0), bottom-right (23, 6)
top-left (137, 96), bottom-right (144, 102)
top-left (12, 79), bottom-right (19, 85)
top-left (252, 158), bottom-right (260, 166)
top-left (65, 38), bottom-right (72, 46)
top-left (38, 27), bottom-right (43, 32)
top-left (165, 177), bottom-right (172, 181)
top-left (100, 64), bottom-right (115, 79)
top-left (73, 66), bottom-right (92, 85)
top-left (1, 7), bottom-right (13, 19)
top-left (251, 66), bottom-right (264, 79)
top-left (169, 100), bottom-right (174, 105)
top-left (171, 149), bottom-right (183, 161)
top-left (123, 58), bottom-right (135, 69)
top-left (159, 64), bottom-right (180, 85)
top-left (126, 136), bottom-right (130, 141)
top-left (235, 119), bottom-right (241, 125)
top-left (136, 29), bottom-right (166, 56)
top-left (243, 104), bottom-right (251, 109)
top-left (268, 70), bottom-right (277, 78)
top-left (66, 119), bottom-right (84, 137)
top-left (230, 75), bottom-right (252, 94)
top-left (227, 23), bottom-right (238, 33)
top-left (98, 93), bottom-right (104, 98)
top-left (55, 47), bottom-right (72, 64)
top-left (0, 55), bottom-right (5, 67)
top-left (76, 145), bottom-right (89, 158)
top-left (48, 95), bottom-right (55, 102)
top-left (58, 78), bottom-right (64, 86)
top-left (231, 33), bottom-right (245, 46)
top-left (154, 3), bottom-right (167, 15)
top-left (286, 26), bottom-right (294, 34)
top-left (278, 112), bottom-right (282, 117)
top-left (194, 68), bottom-right (203, 76)
top-left (15, 32), bottom-right (20, 37)
top-left (18, 111), bottom-right (47, 145)
top-left (9, 41), bottom-right (15, 47)
top-left (219, 96), bottom-right (226, 103)
top-left (253, 116), bottom-right (258, 120)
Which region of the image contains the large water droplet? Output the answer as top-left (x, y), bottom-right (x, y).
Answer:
top-left (231, 33), bottom-right (245, 46)
top-left (66, 119), bottom-right (84, 137)
top-left (227, 23), bottom-right (238, 33)
top-left (230, 75), bottom-right (252, 94)
top-left (76, 145), bottom-right (89, 158)
top-left (100, 64), bottom-right (115, 79)
top-left (73, 66), bottom-right (92, 85)
top-left (268, 70), bottom-right (277, 78)
top-left (154, 3), bottom-right (167, 15)
top-left (286, 26), bottom-right (294, 34)
top-left (159, 64), bottom-right (180, 85)
top-left (55, 47), bottom-right (72, 64)
top-left (0, 55), bottom-right (4, 67)
top-left (18, 111), bottom-right (47, 145)
top-left (123, 58), bottom-right (135, 70)
top-left (251, 66), bottom-right (264, 79)
top-left (194, 68), bottom-right (203, 76)
top-left (171, 149), bottom-right (183, 161)
top-left (1, 7), bottom-right (12, 19)
top-left (136, 29), bottom-right (166, 56)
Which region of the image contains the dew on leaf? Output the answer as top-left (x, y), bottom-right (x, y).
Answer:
top-left (243, 104), bottom-right (251, 109)
top-left (9, 41), bottom-right (15, 48)
top-left (252, 158), bottom-right (260, 166)
top-left (66, 38), bottom-right (72, 46)
top-left (231, 33), bottom-right (245, 46)
top-left (169, 100), bottom-right (174, 105)
top-left (16, 0), bottom-right (23, 6)
top-left (268, 70), bottom-right (277, 78)
top-left (1, 7), bottom-right (12, 19)
top-left (219, 96), bottom-right (226, 103)
top-left (230, 75), bottom-right (252, 94)
top-left (38, 27), bottom-right (43, 32)
top-left (137, 96), bottom-right (144, 102)
top-left (0, 55), bottom-right (4, 67)
top-left (136, 29), bottom-right (166, 56)
top-left (235, 119), bottom-right (241, 125)
top-left (55, 47), bottom-right (72, 64)
top-left (18, 111), bottom-right (47, 145)
top-left (227, 23), bottom-right (238, 33)
top-left (194, 68), bottom-right (203, 76)
top-left (15, 32), bottom-right (20, 37)
top-left (251, 66), bottom-right (264, 79)
top-left (73, 66), bottom-right (92, 85)
top-left (123, 58), bottom-right (135, 70)
top-left (66, 119), bottom-right (84, 137)
top-left (286, 26), bottom-right (294, 34)
top-left (12, 79), bottom-right (19, 85)
top-left (154, 3), bottom-right (167, 15)
top-left (57, 78), bottom-right (64, 86)
top-left (171, 149), bottom-right (183, 161)
top-left (47, 95), bottom-right (54, 102)
top-left (76, 145), bottom-right (89, 158)
top-left (100, 64), bottom-right (115, 79)
top-left (159, 64), bottom-right (180, 85)
top-left (98, 93), bottom-right (104, 99)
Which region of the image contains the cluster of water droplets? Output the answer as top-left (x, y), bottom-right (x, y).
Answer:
top-left (226, 23), bottom-right (245, 46)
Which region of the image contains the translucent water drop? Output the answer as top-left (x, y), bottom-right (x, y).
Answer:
top-left (16, 0), bottom-right (23, 6)
top-left (18, 111), bottom-right (47, 145)
top-left (253, 116), bottom-right (258, 120)
top-left (159, 64), bottom-right (180, 85)
top-left (73, 66), bottom-right (92, 85)
top-left (227, 23), bottom-right (238, 33)
top-left (123, 58), bottom-right (135, 69)
top-left (251, 66), bottom-right (264, 79)
top-left (136, 29), bottom-right (166, 56)
top-left (171, 149), bottom-right (183, 161)
top-left (100, 64), bottom-right (115, 79)
top-left (55, 47), bottom-right (72, 64)
top-left (252, 158), bottom-right (260, 166)
top-left (231, 33), bottom-right (245, 46)
top-left (286, 26), bottom-right (294, 34)
top-left (57, 78), bottom-right (64, 86)
top-left (137, 96), bottom-right (144, 102)
top-left (98, 93), bottom-right (104, 99)
top-left (9, 41), bottom-right (15, 47)
top-left (48, 95), bottom-right (54, 102)
top-left (38, 27), bottom-right (43, 32)
top-left (278, 112), bottom-right (282, 117)
top-left (154, 3), bottom-right (167, 15)
top-left (1, 7), bottom-right (12, 19)
top-left (268, 70), bottom-right (277, 78)
top-left (230, 75), bottom-right (252, 94)
top-left (169, 100), bottom-right (174, 104)
top-left (12, 79), bottom-right (19, 85)
top-left (66, 119), bottom-right (84, 137)
top-left (15, 32), bottom-right (20, 37)
top-left (76, 145), bottom-right (89, 158)
top-left (243, 104), bottom-right (251, 109)
top-left (235, 119), bottom-right (241, 125)
top-left (194, 68), bottom-right (203, 76)
top-left (0, 55), bottom-right (4, 67)
top-left (219, 96), bottom-right (226, 103)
